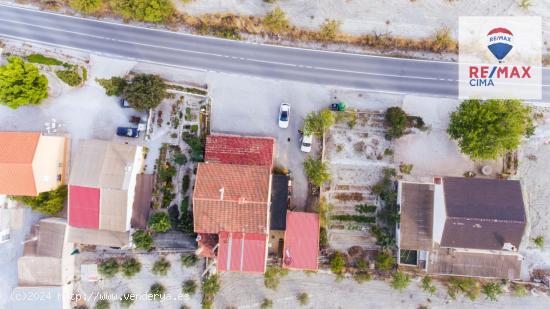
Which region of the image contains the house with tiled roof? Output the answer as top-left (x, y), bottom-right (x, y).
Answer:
top-left (397, 177), bottom-right (526, 279)
top-left (0, 132), bottom-right (67, 196)
top-left (67, 139), bottom-right (143, 248)
top-left (193, 134), bottom-right (275, 273)
top-left (283, 211), bottom-right (320, 271)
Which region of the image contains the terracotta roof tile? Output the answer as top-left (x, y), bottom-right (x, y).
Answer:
top-left (283, 212), bottom-right (319, 270)
top-left (205, 135), bottom-right (275, 167)
top-left (193, 163), bottom-right (271, 234)
top-left (0, 132), bottom-right (41, 196)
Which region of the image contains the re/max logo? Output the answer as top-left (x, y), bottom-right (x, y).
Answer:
top-left (468, 65), bottom-right (532, 87)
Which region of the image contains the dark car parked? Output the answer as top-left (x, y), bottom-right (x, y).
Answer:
top-left (116, 127), bottom-right (139, 138)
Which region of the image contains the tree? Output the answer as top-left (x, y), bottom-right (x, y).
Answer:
top-left (390, 271), bottom-right (411, 291)
top-left (263, 7), bottom-right (289, 34)
top-left (304, 110), bottom-right (335, 137)
top-left (319, 19), bottom-right (341, 40)
top-left (385, 107), bottom-right (408, 140)
top-left (149, 283), bottom-right (166, 301)
top-left (121, 257), bottom-right (141, 277)
top-left (152, 257), bottom-right (171, 276)
top-left (303, 156), bottom-right (330, 187)
top-left (12, 185), bottom-right (67, 215)
top-left (132, 229), bottom-right (153, 251)
top-left (123, 74), bottom-right (167, 111)
top-left (109, 0), bottom-right (174, 23)
top-left (330, 251), bottom-right (346, 275)
top-left (0, 57), bottom-right (48, 109)
top-left (97, 76), bottom-right (127, 96)
top-left (481, 282), bottom-right (503, 301)
top-left (98, 258), bottom-right (119, 278)
top-left (69, 0), bottom-right (101, 14)
top-left (148, 212), bottom-right (172, 233)
top-left (297, 292), bottom-right (309, 306)
top-left (447, 99), bottom-right (533, 160)
top-left (182, 279), bottom-right (197, 295)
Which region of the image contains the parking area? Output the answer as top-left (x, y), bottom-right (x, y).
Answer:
top-left (207, 73), bottom-right (331, 209)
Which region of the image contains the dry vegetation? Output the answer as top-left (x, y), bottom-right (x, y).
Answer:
top-left (29, 0), bottom-right (457, 54)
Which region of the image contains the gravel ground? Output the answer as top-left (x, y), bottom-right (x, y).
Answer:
top-left (215, 271), bottom-right (550, 309)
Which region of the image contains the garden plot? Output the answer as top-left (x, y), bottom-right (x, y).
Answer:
top-left (324, 111), bottom-right (393, 249)
top-left (145, 88), bottom-right (209, 239)
top-left (73, 251), bottom-right (202, 309)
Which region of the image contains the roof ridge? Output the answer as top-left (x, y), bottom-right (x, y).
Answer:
top-left (446, 216), bottom-right (525, 224)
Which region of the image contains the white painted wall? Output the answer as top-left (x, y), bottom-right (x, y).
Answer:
top-left (432, 181), bottom-right (446, 245)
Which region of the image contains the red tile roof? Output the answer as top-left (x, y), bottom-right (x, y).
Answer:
top-left (217, 232), bottom-right (267, 273)
top-left (0, 132), bottom-right (40, 196)
top-left (205, 135), bottom-right (275, 167)
top-left (193, 163), bottom-right (271, 234)
top-left (69, 185), bottom-right (100, 229)
top-left (283, 211), bottom-right (320, 270)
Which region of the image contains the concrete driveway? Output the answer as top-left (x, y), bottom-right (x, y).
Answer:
top-left (208, 73), bottom-right (331, 209)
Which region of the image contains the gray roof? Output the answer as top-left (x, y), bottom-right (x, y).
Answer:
top-left (441, 177), bottom-right (526, 250)
top-left (270, 174), bottom-right (289, 231)
top-left (399, 182), bottom-right (433, 251)
top-left (17, 256), bottom-right (62, 286)
top-left (67, 226), bottom-right (130, 248)
top-left (36, 218), bottom-right (66, 258)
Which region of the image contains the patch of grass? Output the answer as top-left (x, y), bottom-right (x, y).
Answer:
top-left (318, 19), bottom-right (341, 40)
top-left (384, 148), bottom-right (394, 156)
top-left (447, 277), bottom-right (480, 300)
top-left (263, 7), bottom-right (289, 34)
top-left (481, 282), bottom-right (503, 301)
top-left (56, 69), bottom-right (82, 86)
top-left (532, 235), bottom-right (544, 249)
top-left (330, 251), bottom-right (346, 274)
top-left (375, 251), bottom-right (394, 271)
top-left (27, 54), bottom-right (63, 65)
top-left (331, 214), bottom-right (375, 224)
top-left (355, 204), bottom-right (376, 214)
top-left (121, 257), bottom-right (141, 277)
top-left (81, 66), bottom-right (88, 81)
top-left (512, 284), bottom-right (528, 297)
top-left (421, 276), bottom-right (437, 295)
top-left (149, 283), bottom-right (166, 301)
top-left (390, 271), bottom-right (411, 291)
top-left (353, 271), bottom-right (371, 284)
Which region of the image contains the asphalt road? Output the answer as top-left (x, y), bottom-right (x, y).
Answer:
top-left (0, 4), bottom-right (548, 100)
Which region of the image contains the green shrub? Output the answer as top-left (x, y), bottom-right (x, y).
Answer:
top-left (182, 175), bottom-right (190, 192)
top-left (184, 136), bottom-right (204, 161)
top-left (202, 274), bottom-right (220, 308)
top-left (385, 107), bottom-right (408, 140)
top-left (0, 57), bottom-right (48, 109)
top-left (123, 74), bottom-right (167, 110)
top-left (132, 229), bottom-right (153, 251)
top-left (12, 185), bottom-right (67, 215)
top-left (353, 271), bottom-right (371, 284)
top-left (97, 76), bottom-right (127, 96)
top-left (27, 54), bottom-right (63, 65)
top-left (399, 163), bottom-right (413, 174)
top-left (158, 164), bottom-right (176, 182)
top-left (319, 227), bottom-right (328, 249)
top-left (319, 19), bottom-right (341, 40)
top-left (181, 253), bottom-right (199, 267)
top-left (263, 7), bottom-right (289, 33)
top-left (152, 257), bottom-right (171, 276)
top-left (149, 283), bottom-right (166, 301)
top-left (375, 251), bottom-right (394, 271)
top-left (481, 282), bottom-right (503, 301)
top-left (56, 69), bottom-right (82, 86)
top-left (512, 284), bottom-right (528, 297)
top-left (81, 67), bottom-right (88, 81)
top-left (355, 204), bottom-right (377, 214)
top-left (110, 0), bottom-right (174, 23)
top-left (331, 214), bottom-right (375, 224)
top-left (533, 235), bottom-right (544, 249)
top-left (120, 292), bottom-right (135, 307)
top-left (70, 0), bottom-right (102, 14)
top-left (173, 152), bottom-right (187, 165)
top-left (121, 257), bottom-right (141, 277)
top-left (303, 156), bottom-right (330, 187)
top-left (330, 251), bottom-right (346, 275)
top-left (98, 258), bottom-right (119, 278)
top-left (94, 299), bottom-right (109, 309)
top-left (421, 276), bottom-right (436, 295)
top-left (149, 212), bottom-right (172, 233)
top-left (260, 298), bottom-right (273, 309)
top-left (182, 280), bottom-right (197, 295)
top-left (304, 109), bottom-right (335, 137)
top-left (297, 292), bottom-right (309, 306)
top-left (264, 266), bottom-right (289, 290)
top-left (390, 271), bottom-right (410, 291)
top-left (447, 277), bottom-right (480, 300)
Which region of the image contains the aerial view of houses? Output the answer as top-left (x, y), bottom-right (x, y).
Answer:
top-left (1, 1), bottom-right (550, 309)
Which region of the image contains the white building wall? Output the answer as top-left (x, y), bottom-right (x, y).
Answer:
top-left (125, 146), bottom-right (143, 231)
top-left (432, 181), bottom-right (446, 245)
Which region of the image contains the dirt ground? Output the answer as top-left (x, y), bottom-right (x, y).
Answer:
top-left (215, 270), bottom-right (550, 309)
top-left (74, 251), bottom-right (202, 309)
top-left (175, 0), bottom-right (550, 42)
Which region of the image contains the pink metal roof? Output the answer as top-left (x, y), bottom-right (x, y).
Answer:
top-left (69, 185), bottom-right (100, 229)
top-left (217, 232), bottom-right (267, 273)
top-left (283, 211), bottom-right (320, 270)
